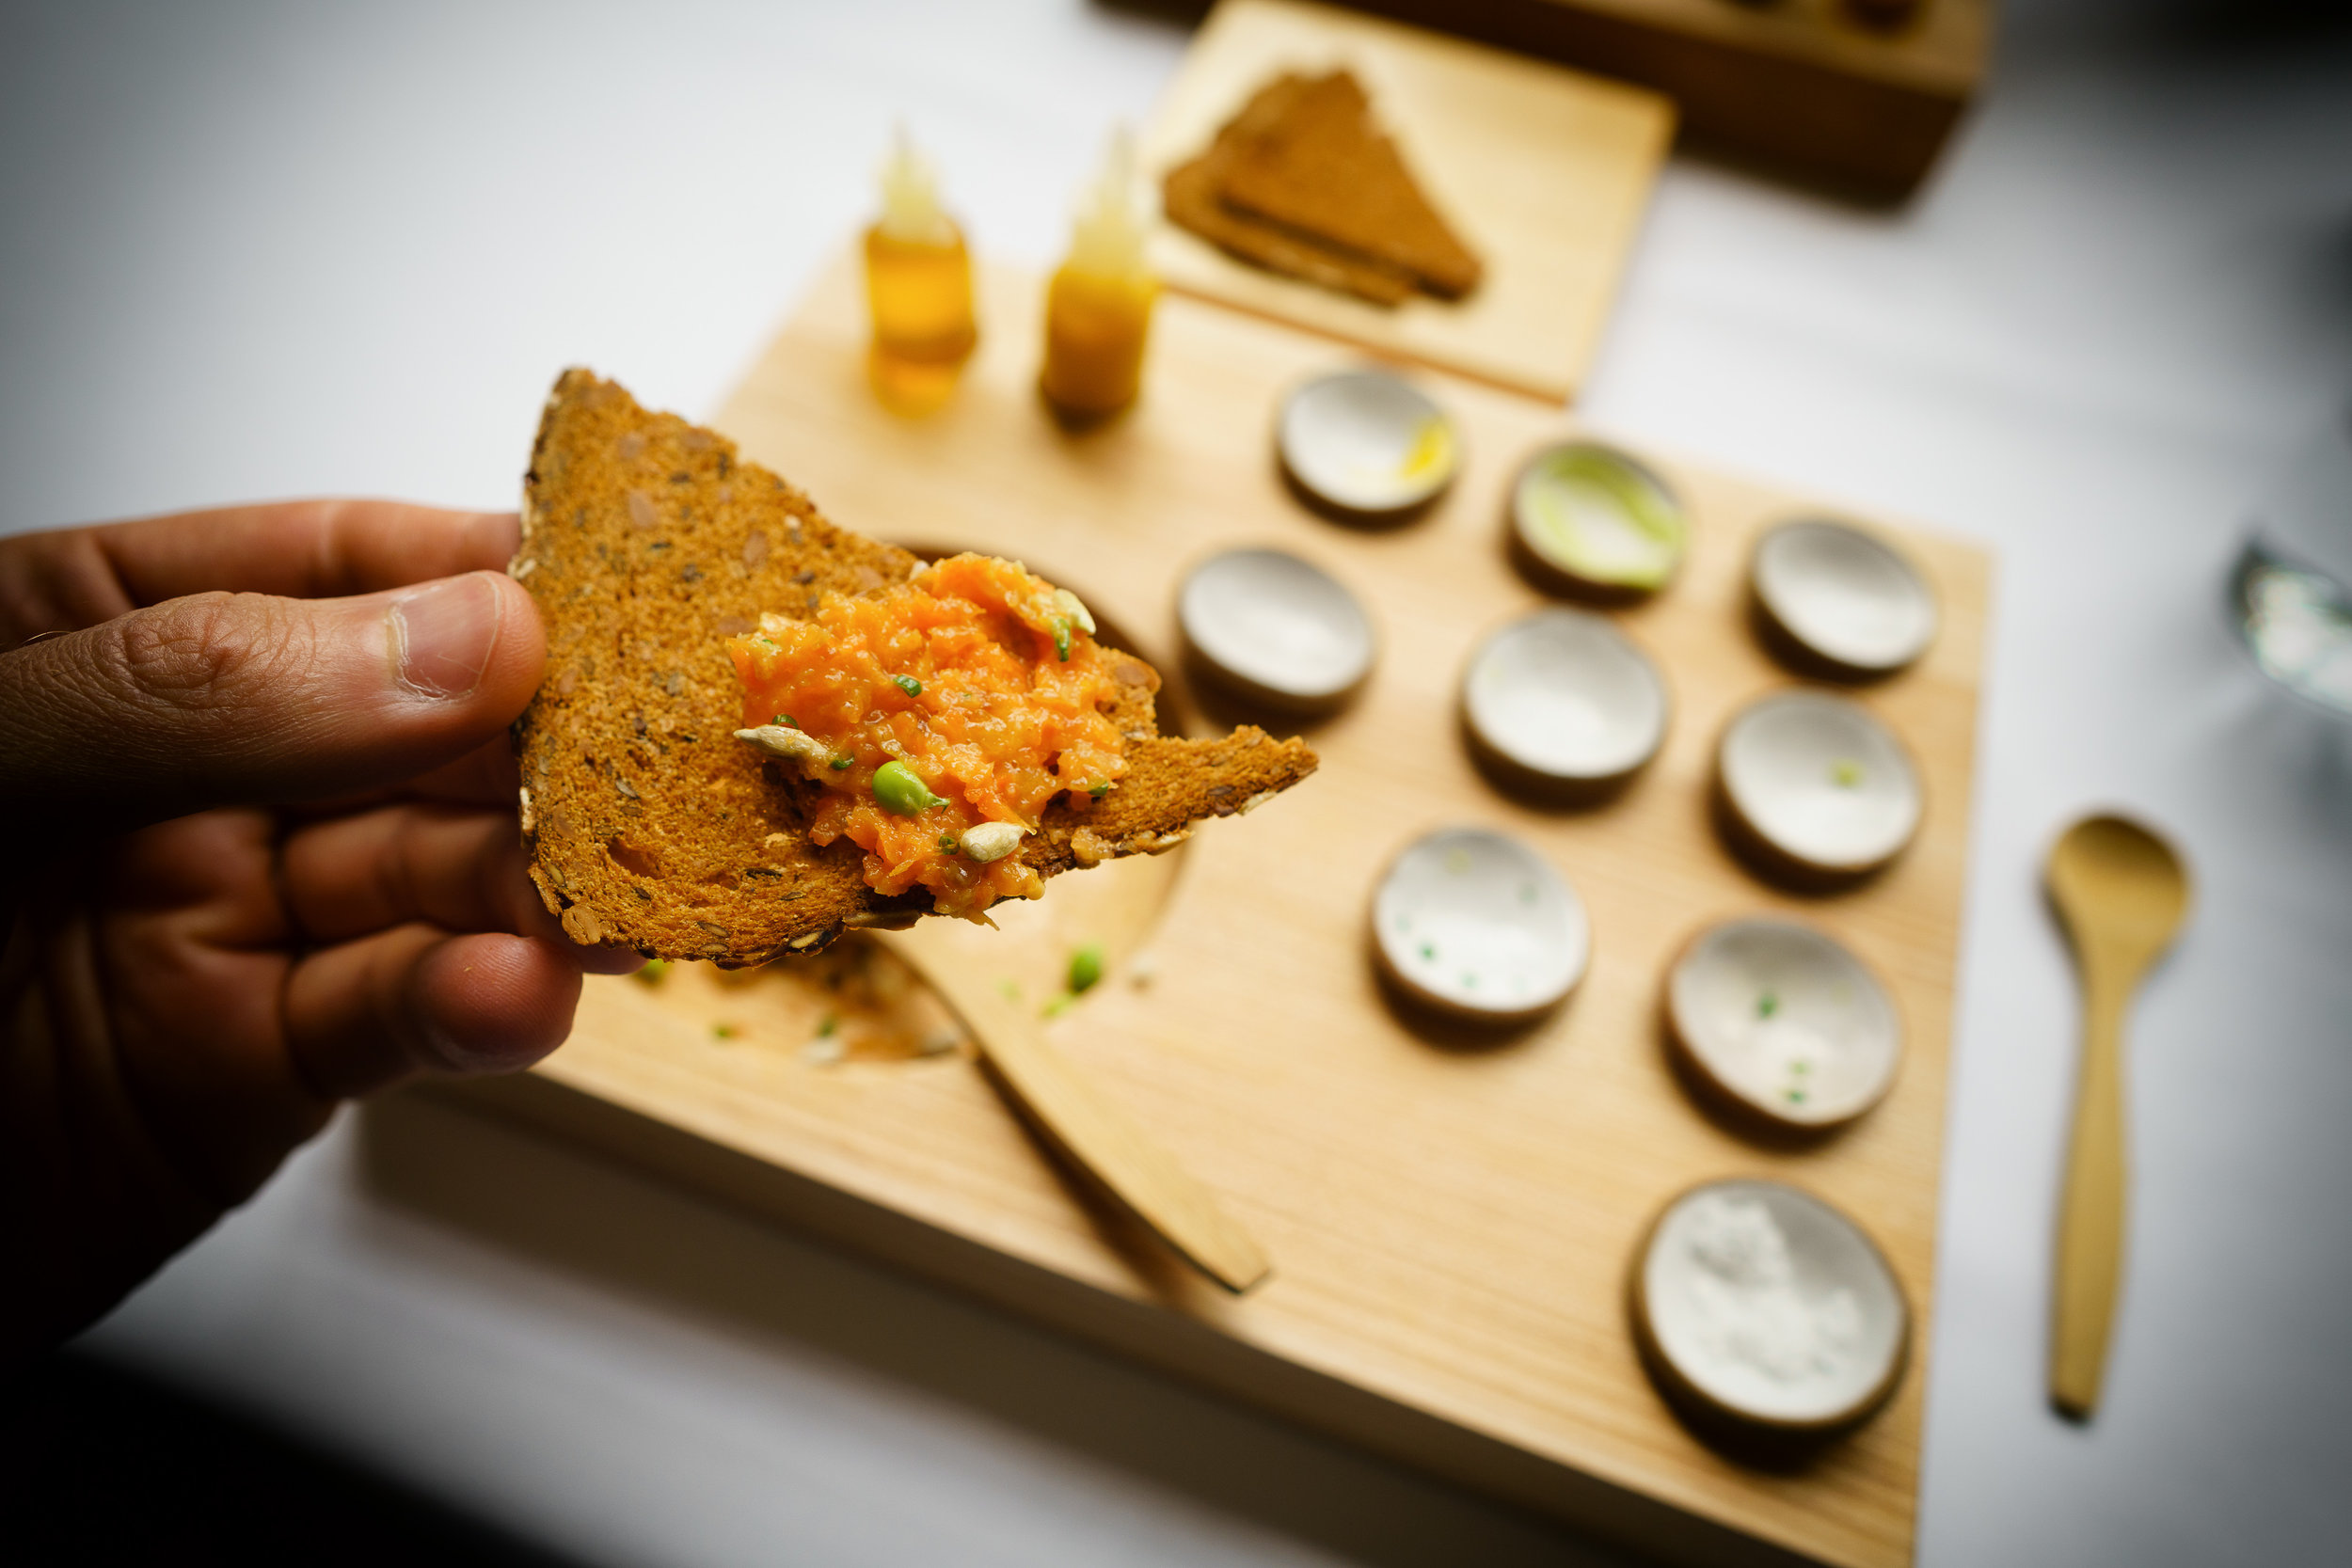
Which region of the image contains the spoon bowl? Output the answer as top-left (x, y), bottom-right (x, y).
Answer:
top-left (2047, 815), bottom-right (2191, 961)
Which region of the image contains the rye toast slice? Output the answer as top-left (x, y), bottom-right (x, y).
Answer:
top-left (1162, 73), bottom-right (1417, 308)
top-left (1220, 71), bottom-right (1483, 301)
top-left (511, 369), bottom-right (1317, 964)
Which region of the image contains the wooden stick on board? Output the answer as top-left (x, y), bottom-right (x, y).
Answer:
top-left (875, 926), bottom-right (1273, 1295)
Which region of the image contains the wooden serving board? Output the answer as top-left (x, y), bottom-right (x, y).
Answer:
top-left (440, 252), bottom-right (1986, 1568)
top-left (1137, 0), bottom-right (1674, 404)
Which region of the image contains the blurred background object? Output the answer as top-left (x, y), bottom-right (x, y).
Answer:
top-left (2231, 412), bottom-right (2352, 716)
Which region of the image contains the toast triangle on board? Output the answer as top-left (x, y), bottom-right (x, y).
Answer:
top-left (511, 369), bottom-right (1318, 964)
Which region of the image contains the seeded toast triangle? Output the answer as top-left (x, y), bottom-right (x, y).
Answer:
top-left (1219, 71), bottom-right (1483, 301)
top-left (1162, 73), bottom-right (1417, 308)
top-left (511, 370), bottom-right (1317, 964)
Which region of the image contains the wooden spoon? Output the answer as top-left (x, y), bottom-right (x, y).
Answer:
top-left (874, 925), bottom-right (1272, 1295)
top-left (2044, 814), bottom-right (2190, 1418)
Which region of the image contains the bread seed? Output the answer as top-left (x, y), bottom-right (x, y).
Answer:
top-left (961, 821), bottom-right (1025, 862)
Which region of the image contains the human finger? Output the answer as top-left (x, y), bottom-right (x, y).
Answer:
top-left (278, 803), bottom-right (638, 977)
top-left (0, 501), bottom-right (520, 644)
top-left (282, 927), bottom-right (585, 1101)
top-left (278, 802), bottom-right (555, 945)
top-left (1, 570), bottom-right (542, 837)
top-left (291, 734), bottom-right (521, 819)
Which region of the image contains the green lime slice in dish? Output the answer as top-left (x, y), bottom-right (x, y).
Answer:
top-left (1514, 444), bottom-right (1689, 591)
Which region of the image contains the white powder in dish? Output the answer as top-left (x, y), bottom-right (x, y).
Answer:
top-left (1680, 1192), bottom-right (1861, 1386)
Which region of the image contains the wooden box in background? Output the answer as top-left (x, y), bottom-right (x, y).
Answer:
top-left (1340, 0), bottom-right (1994, 200)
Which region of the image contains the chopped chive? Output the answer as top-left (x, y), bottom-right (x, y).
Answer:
top-left (817, 1012), bottom-right (838, 1037)
top-left (633, 958), bottom-right (671, 987)
top-left (894, 674), bottom-right (923, 697)
top-left (829, 755), bottom-right (853, 770)
top-left (938, 832), bottom-right (960, 852)
top-left (1088, 781), bottom-right (1112, 799)
top-left (772, 712), bottom-right (796, 727)
top-left (1068, 943), bottom-right (1105, 994)
top-left (1041, 992), bottom-right (1075, 1019)
top-left (1757, 991), bottom-right (1778, 1019)
top-left (1053, 617), bottom-right (1073, 661)
top-left (711, 1022), bottom-right (738, 1040)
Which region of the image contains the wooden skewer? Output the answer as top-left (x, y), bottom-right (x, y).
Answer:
top-left (874, 926), bottom-right (1272, 1295)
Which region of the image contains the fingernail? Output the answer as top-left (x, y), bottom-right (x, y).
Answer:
top-left (390, 573), bottom-right (502, 698)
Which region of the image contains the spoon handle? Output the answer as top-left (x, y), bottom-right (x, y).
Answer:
top-left (2052, 966), bottom-right (2132, 1418)
top-left (876, 929), bottom-right (1272, 1295)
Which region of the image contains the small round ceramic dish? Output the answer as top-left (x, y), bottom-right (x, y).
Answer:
top-left (1278, 369), bottom-right (1460, 517)
top-left (1178, 546), bottom-right (1376, 714)
top-left (1752, 518), bottom-right (1937, 675)
top-left (1716, 690), bottom-right (1921, 877)
top-left (1630, 1178), bottom-right (1910, 1433)
top-left (1372, 827), bottom-right (1589, 1023)
top-left (1666, 918), bottom-right (1900, 1129)
top-left (1461, 609), bottom-right (1669, 791)
top-left (1510, 441), bottom-right (1690, 595)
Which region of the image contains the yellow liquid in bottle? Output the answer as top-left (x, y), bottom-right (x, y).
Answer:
top-left (866, 221), bottom-right (977, 416)
top-left (1039, 126), bottom-right (1156, 425)
top-left (1041, 263), bottom-right (1155, 423)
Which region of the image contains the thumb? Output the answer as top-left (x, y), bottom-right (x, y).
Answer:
top-left (0, 570), bottom-right (543, 832)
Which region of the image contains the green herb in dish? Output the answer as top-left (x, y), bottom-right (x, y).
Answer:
top-left (1068, 943), bottom-right (1105, 994)
top-left (894, 675), bottom-right (923, 697)
top-left (829, 755), bottom-right (853, 770)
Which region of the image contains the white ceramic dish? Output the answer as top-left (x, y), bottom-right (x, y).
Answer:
top-left (1178, 546), bottom-right (1376, 712)
top-left (1372, 827), bottom-right (1589, 1022)
top-left (1716, 690), bottom-right (1921, 875)
top-left (1752, 518), bottom-right (1937, 674)
top-left (1278, 369), bottom-right (1460, 515)
top-left (1510, 441), bottom-right (1689, 594)
top-left (1632, 1178), bottom-right (1909, 1431)
top-left (1462, 609), bottom-right (1669, 786)
top-left (1667, 918), bottom-right (1901, 1128)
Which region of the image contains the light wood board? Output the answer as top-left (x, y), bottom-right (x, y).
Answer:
top-left (446, 252), bottom-right (1987, 1568)
top-left (1346, 0), bottom-right (1993, 202)
top-left (1136, 0), bottom-right (1675, 404)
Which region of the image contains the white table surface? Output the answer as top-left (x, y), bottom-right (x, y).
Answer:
top-left (8, 2), bottom-right (2351, 1563)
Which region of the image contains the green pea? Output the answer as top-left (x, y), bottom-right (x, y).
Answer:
top-left (1068, 943), bottom-right (1105, 994)
top-left (894, 674), bottom-right (923, 697)
top-left (872, 758), bottom-right (944, 816)
top-left (772, 712), bottom-right (796, 727)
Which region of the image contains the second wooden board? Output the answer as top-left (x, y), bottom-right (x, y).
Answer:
top-left (444, 250), bottom-right (1987, 1568)
top-left (1139, 0), bottom-right (1675, 404)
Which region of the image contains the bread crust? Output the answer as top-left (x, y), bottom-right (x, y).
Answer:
top-left (511, 369), bottom-right (1317, 963)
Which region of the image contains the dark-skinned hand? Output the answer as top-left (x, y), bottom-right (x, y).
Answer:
top-left (0, 500), bottom-right (633, 1366)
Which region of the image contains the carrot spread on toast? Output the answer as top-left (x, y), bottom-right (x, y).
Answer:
top-left (726, 553), bottom-right (1129, 921)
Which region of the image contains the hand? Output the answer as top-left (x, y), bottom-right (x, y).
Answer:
top-left (0, 500), bottom-right (633, 1364)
